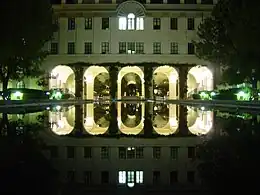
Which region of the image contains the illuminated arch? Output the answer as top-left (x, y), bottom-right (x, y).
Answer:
top-left (188, 108), bottom-right (213, 135)
top-left (118, 66), bottom-right (144, 99)
top-left (153, 104), bottom-right (178, 135)
top-left (83, 104), bottom-right (108, 135)
top-left (117, 102), bottom-right (144, 135)
top-left (49, 106), bottom-right (75, 135)
top-left (154, 66), bottom-right (179, 99)
top-left (187, 66), bottom-right (213, 95)
top-left (49, 65), bottom-right (75, 93)
top-left (117, 0), bottom-right (146, 17)
top-left (84, 66), bottom-right (109, 100)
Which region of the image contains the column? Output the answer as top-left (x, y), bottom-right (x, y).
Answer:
top-left (73, 105), bottom-right (84, 136)
top-left (178, 105), bottom-right (189, 136)
top-left (144, 102), bottom-right (154, 137)
top-left (74, 66), bottom-right (84, 99)
top-left (179, 66), bottom-right (188, 99)
top-left (144, 66), bottom-right (154, 99)
top-left (109, 65), bottom-right (119, 100)
top-left (108, 102), bottom-right (119, 136)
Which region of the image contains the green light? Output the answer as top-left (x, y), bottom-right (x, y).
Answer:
top-left (11, 91), bottom-right (23, 100)
top-left (236, 91), bottom-right (250, 100)
top-left (211, 92), bottom-right (216, 96)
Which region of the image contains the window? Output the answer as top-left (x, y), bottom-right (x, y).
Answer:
top-left (101, 171), bottom-right (109, 184)
top-left (119, 42), bottom-right (127, 54)
top-left (187, 171), bottom-right (195, 183)
top-left (101, 147), bottom-right (109, 159)
top-left (16, 81), bottom-right (25, 89)
top-left (201, 0), bottom-right (213, 4)
top-left (84, 147), bottom-right (92, 158)
top-left (67, 42), bottom-right (75, 54)
top-left (188, 146), bottom-right (196, 158)
top-left (127, 42), bottom-right (135, 54)
top-left (153, 18), bottom-right (161, 30)
top-left (118, 13), bottom-right (144, 30)
top-left (102, 18), bottom-right (109, 29)
top-left (185, 0), bottom-right (196, 3)
top-left (48, 146), bottom-right (58, 158)
top-left (118, 171), bottom-right (144, 186)
top-left (170, 18), bottom-right (178, 30)
top-left (68, 18), bottom-right (75, 30)
top-left (170, 42), bottom-right (178, 54)
top-left (118, 147), bottom-right (144, 159)
top-left (153, 171), bottom-right (160, 184)
top-left (153, 42), bottom-right (161, 54)
top-left (67, 146), bottom-right (75, 158)
top-left (136, 42), bottom-right (144, 54)
top-left (85, 18), bottom-right (92, 29)
top-left (101, 42), bottom-right (109, 54)
top-left (84, 171), bottom-right (92, 185)
top-left (170, 171), bottom-right (178, 183)
top-left (188, 43), bottom-right (195, 54)
top-left (67, 171), bottom-right (75, 182)
top-left (153, 147), bottom-right (161, 159)
top-left (170, 146), bottom-right (179, 159)
top-left (84, 42), bottom-right (92, 54)
top-left (187, 18), bottom-right (195, 30)
top-left (50, 42), bottom-right (58, 54)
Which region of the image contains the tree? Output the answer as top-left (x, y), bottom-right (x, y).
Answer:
top-left (194, 0), bottom-right (260, 84)
top-left (0, 0), bottom-right (56, 90)
top-left (197, 117), bottom-right (260, 194)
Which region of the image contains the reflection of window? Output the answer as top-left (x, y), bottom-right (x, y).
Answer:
top-left (170, 42), bottom-right (178, 54)
top-left (67, 42), bottom-right (75, 54)
top-left (136, 42), bottom-right (144, 54)
top-left (101, 42), bottom-right (109, 54)
top-left (153, 42), bottom-right (161, 54)
top-left (101, 147), bottom-right (109, 159)
top-left (118, 13), bottom-right (144, 30)
top-left (153, 147), bottom-right (161, 159)
top-left (118, 171), bottom-right (144, 185)
top-left (84, 42), bottom-right (92, 54)
top-left (170, 146), bottom-right (179, 159)
top-left (67, 146), bottom-right (75, 158)
top-left (188, 146), bottom-right (196, 158)
top-left (118, 147), bottom-right (144, 159)
top-left (84, 147), bottom-right (92, 158)
top-left (153, 18), bottom-right (160, 30)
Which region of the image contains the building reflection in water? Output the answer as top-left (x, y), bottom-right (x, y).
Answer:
top-left (3, 103), bottom-right (214, 192)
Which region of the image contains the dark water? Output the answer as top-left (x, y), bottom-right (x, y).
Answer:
top-left (1, 103), bottom-right (260, 195)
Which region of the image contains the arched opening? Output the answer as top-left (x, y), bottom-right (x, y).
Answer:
top-left (121, 73), bottom-right (142, 97)
top-left (187, 107), bottom-right (213, 135)
top-left (187, 66), bottom-right (213, 97)
top-left (49, 65), bottom-right (75, 94)
top-left (118, 102), bottom-right (144, 135)
top-left (118, 66), bottom-right (144, 99)
top-left (84, 66), bottom-right (109, 100)
top-left (49, 106), bottom-right (75, 135)
top-left (153, 66), bottom-right (179, 99)
top-left (153, 104), bottom-right (178, 135)
top-left (83, 104), bottom-right (109, 135)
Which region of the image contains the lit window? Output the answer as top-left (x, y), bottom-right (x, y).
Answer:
top-left (136, 171), bottom-right (143, 183)
top-left (136, 17), bottom-right (144, 30)
top-left (119, 17), bottom-right (127, 30)
top-left (127, 13), bottom-right (135, 30)
top-left (127, 171), bottom-right (135, 187)
top-left (118, 171), bottom-right (126, 183)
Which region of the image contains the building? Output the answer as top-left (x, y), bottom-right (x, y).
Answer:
top-left (4, 0), bottom-right (218, 100)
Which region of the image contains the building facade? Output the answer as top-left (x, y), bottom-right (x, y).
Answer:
top-left (5, 0), bottom-right (218, 100)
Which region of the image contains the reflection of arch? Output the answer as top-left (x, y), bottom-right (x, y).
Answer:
top-left (84, 66), bottom-right (109, 99)
top-left (153, 104), bottom-right (178, 135)
top-left (117, 102), bottom-right (144, 135)
top-left (188, 66), bottom-right (213, 94)
top-left (49, 107), bottom-right (75, 135)
top-left (188, 109), bottom-right (213, 135)
top-left (118, 66), bottom-right (144, 99)
top-left (154, 66), bottom-right (179, 99)
top-left (50, 65), bottom-right (75, 93)
top-left (117, 0), bottom-right (146, 17)
top-left (83, 104), bottom-right (109, 135)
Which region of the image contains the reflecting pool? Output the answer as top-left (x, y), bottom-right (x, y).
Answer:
top-left (1, 103), bottom-right (259, 195)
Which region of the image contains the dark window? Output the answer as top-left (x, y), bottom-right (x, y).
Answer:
top-left (84, 171), bottom-right (92, 185)
top-left (187, 171), bottom-right (195, 183)
top-left (119, 42), bottom-right (127, 54)
top-left (150, 0), bottom-right (163, 3)
top-left (99, 0), bottom-right (112, 3)
top-left (188, 146), bottom-right (196, 158)
top-left (84, 147), bottom-right (92, 158)
top-left (68, 18), bottom-right (75, 30)
top-left (188, 43), bottom-right (195, 54)
top-left (102, 18), bottom-right (109, 29)
top-left (84, 42), bottom-right (92, 54)
top-left (67, 171), bottom-right (75, 182)
top-left (101, 147), bottom-right (109, 159)
top-left (67, 42), bottom-right (75, 54)
top-left (187, 18), bottom-right (195, 30)
top-left (170, 18), bottom-right (178, 30)
top-left (167, 0), bottom-right (180, 3)
top-left (51, 0), bottom-right (62, 4)
top-left (201, 0), bottom-right (213, 4)
top-left (119, 147), bottom-right (126, 159)
top-left (153, 171), bottom-right (160, 184)
top-left (66, 0), bottom-right (77, 3)
top-left (101, 171), bottom-right (109, 184)
top-left (184, 0), bottom-right (196, 4)
top-left (85, 18), bottom-right (92, 30)
top-left (170, 146), bottom-right (179, 159)
top-left (153, 18), bottom-right (161, 30)
top-left (170, 171), bottom-right (178, 183)
top-left (67, 146), bottom-right (75, 158)
top-left (50, 42), bottom-right (58, 54)
top-left (153, 147), bottom-right (161, 159)
top-left (48, 146), bottom-right (58, 158)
